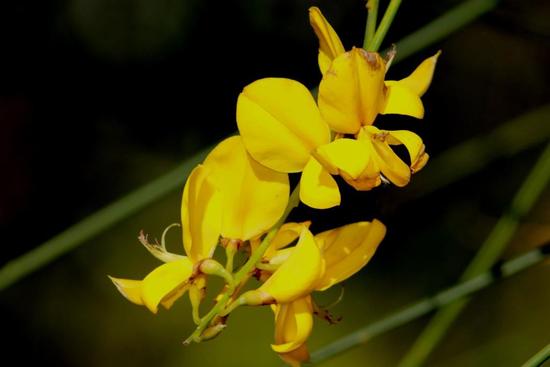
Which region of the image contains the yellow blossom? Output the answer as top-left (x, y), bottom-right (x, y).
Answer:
top-left (110, 136), bottom-right (289, 314)
top-left (109, 164), bottom-right (221, 313)
top-left (237, 9), bottom-right (437, 209)
top-left (249, 219), bottom-right (386, 365)
top-left (271, 296), bottom-right (313, 367)
top-left (312, 6), bottom-right (438, 187)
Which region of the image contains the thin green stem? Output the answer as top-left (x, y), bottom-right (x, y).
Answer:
top-left (368, 0), bottom-right (402, 52)
top-left (392, 0), bottom-right (500, 63)
top-left (409, 104), bottom-right (550, 198)
top-left (363, 0), bottom-right (379, 49)
top-left (310, 246), bottom-right (548, 364)
top-left (225, 242), bottom-right (237, 273)
top-left (397, 142), bottom-right (550, 367)
top-left (0, 145), bottom-right (212, 291)
top-left (185, 184), bottom-right (301, 343)
top-left (521, 344), bottom-right (550, 367)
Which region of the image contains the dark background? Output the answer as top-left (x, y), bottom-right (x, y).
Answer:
top-left (1, 0), bottom-right (549, 366)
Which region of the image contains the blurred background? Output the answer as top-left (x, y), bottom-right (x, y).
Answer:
top-left (1, 0), bottom-right (549, 366)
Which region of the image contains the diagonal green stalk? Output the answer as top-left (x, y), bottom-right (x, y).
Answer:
top-left (363, 0), bottom-right (379, 49)
top-left (0, 145), bottom-right (213, 291)
top-left (367, 0), bottom-right (402, 51)
top-left (184, 184), bottom-right (301, 344)
top-left (397, 142), bottom-right (550, 367)
top-left (521, 344), bottom-right (550, 367)
top-left (393, 0), bottom-right (500, 63)
top-left (309, 245), bottom-right (549, 364)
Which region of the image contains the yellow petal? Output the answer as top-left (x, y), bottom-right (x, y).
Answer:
top-left (386, 130), bottom-right (428, 169)
top-left (362, 127), bottom-right (411, 187)
top-left (268, 247), bottom-right (295, 267)
top-left (314, 138), bottom-right (370, 179)
top-left (182, 165), bottom-right (222, 263)
top-left (318, 52), bottom-right (333, 79)
top-left (412, 152), bottom-right (429, 173)
top-left (265, 222), bottom-right (311, 259)
top-left (381, 82), bottom-right (424, 119)
top-left (393, 51), bottom-right (440, 96)
top-left (204, 136), bottom-right (289, 241)
top-left (300, 157), bottom-right (340, 209)
top-left (237, 78), bottom-right (331, 172)
top-left (315, 220), bottom-right (386, 291)
top-left (340, 150), bottom-right (382, 191)
top-left (308, 6), bottom-right (345, 75)
top-left (272, 296), bottom-right (313, 354)
top-left (260, 227), bottom-right (324, 303)
top-left (318, 48), bottom-right (386, 133)
top-left (109, 276), bottom-right (143, 306)
top-left (141, 258), bottom-right (194, 313)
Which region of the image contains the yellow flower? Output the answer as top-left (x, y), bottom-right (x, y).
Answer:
top-left (237, 77), bottom-right (341, 209)
top-left (271, 296), bottom-right (313, 367)
top-left (310, 6), bottom-right (438, 188)
top-left (258, 219), bottom-right (386, 302)
top-left (237, 220), bottom-right (386, 366)
top-left (237, 9), bottom-right (438, 209)
top-left (109, 136), bottom-right (289, 313)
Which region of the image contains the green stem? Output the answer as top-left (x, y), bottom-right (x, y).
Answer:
top-left (368, 0), bottom-right (402, 52)
top-left (397, 142), bottom-right (550, 367)
top-left (0, 145), bottom-right (212, 291)
top-left (392, 0), bottom-right (500, 63)
top-left (363, 0), bottom-right (379, 49)
top-left (309, 246), bottom-right (548, 364)
top-left (521, 344), bottom-right (550, 367)
top-left (185, 184), bottom-right (301, 343)
top-left (225, 241), bottom-right (237, 273)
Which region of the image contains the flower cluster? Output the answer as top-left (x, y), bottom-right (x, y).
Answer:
top-left (109, 7), bottom-right (438, 366)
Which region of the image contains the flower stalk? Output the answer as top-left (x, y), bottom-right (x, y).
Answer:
top-left (364, 0), bottom-right (379, 49)
top-left (368, 0), bottom-right (402, 51)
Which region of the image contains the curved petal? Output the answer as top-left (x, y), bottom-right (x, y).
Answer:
top-left (314, 220), bottom-right (386, 291)
top-left (381, 82), bottom-right (424, 119)
top-left (318, 48), bottom-right (386, 133)
top-left (265, 221), bottom-right (311, 259)
top-left (300, 157), bottom-right (340, 209)
top-left (308, 6), bottom-right (345, 75)
top-left (411, 152), bottom-right (429, 173)
top-left (237, 78), bottom-right (331, 172)
top-left (182, 165), bottom-right (222, 263)
top-left (260, 227), bottom-right (324, 303)
top-left (109, 276), bottom-right (143, 305)
top-left (392, 51), bottom-right (440, 96)
top-left (314, 138), bottom-right (370, 179)
top-left (141, 257), bottom-right (194, 313)
top-left (272, 296), bottom-right (313, 354)
top-left (386, 130), bottom-right (428, 171)
top-left (362, 127), bottom-right (411, 187)
top-left (204, 136), bottom-right (289, 241)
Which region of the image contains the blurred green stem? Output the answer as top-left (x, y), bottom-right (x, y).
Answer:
top-left (310, 246), bottom-right (548, 364)
top-left (393, 0), bottom-right (500, 62)
top-left (397, 142), bottom-right (550, 367)
top-left (363, 0), bottom-right (379, 49)
top-left (0, 145), bottom-right (213, 291)
top-left (368, 0), bottom-right (401, 51)
top-left (521, 344), bottom-right (550, 367)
